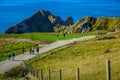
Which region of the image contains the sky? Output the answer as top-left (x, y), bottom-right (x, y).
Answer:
top-left (0, 0), bottom-right (120, 33)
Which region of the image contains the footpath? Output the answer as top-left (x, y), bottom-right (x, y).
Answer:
top-left (0, 36), bottom-right (96, 74)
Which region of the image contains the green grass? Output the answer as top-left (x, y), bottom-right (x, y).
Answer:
top-left (0, 32), bottom-right (95, 62)
top-left (0, 32), bottom-right (96, 41)
top-left (24, 32), bottom-right (120, 80)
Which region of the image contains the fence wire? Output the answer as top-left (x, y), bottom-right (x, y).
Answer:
top-left (29, 60), bottom-right (120, 80)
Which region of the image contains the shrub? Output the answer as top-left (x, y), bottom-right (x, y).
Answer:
top-left (4, 67), bottom-right (29, 79)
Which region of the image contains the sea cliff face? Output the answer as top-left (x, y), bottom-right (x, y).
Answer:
top-left (5, 10), bottom-right (73, 34)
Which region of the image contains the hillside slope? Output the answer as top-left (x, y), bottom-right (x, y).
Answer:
top-left (67, 16), bottom-right (120, 33)
top-left (26, 32), bottom-right (120, 80)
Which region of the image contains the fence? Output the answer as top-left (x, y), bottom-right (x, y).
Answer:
top-left (27, 60), bottom-right (120, 80)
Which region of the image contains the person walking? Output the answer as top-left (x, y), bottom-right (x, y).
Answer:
top-left (22, 47), bottom-right (25, 54)
top-left (56, 34), bottom-right (59, 37)
top-left (63, 33), bottom-right (66, 37)
top-left (36, 47), bottom-right (39, 53)
top-left (12, 52), bottom-right (15, 61)
top-left (8, 52), bottom-right (11, 60)
top-left (32, 48), bottom-right (34, 54)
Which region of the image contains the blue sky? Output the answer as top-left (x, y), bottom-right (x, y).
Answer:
top-left (0, 0), bottom-right (119, 6)
top-left (0, 0), bottom-right (120, 33)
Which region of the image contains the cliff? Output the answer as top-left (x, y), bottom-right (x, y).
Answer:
top-left (5, 10), bottom-right (73, 34)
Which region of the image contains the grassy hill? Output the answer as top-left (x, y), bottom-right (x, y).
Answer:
top-left (68, 16), bottom-right (120, 33)
top-left (93, 17), bottom-right (120, 30)
top-left (0, 33), bottom-right (94, 61)
top-left (1, 32), bottom-right (120, 80)
top-left (24, 32), bottom-right (120, 80)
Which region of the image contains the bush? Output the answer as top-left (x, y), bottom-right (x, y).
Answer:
top-left (4, 67), bottom-right (29, 79)
top-left (103, 49), bottom-right (110, 54)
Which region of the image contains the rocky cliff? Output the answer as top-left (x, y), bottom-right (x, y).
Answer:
top-left (67, 16), bottom-right (120, 33)
top-left (64, 16), bottom-right (73, 26)
top-left (5, 10), bottom-right (74, 34)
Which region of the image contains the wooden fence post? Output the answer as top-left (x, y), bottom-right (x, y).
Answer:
top-left (22, 60), bottom-right (26, 69)
top-left (30, 68), bottom-right (32, 75)
top-left (38, 70), bottom-right (40, 80)
top-left (36, 70), bottom-right (38, 79)
top-left (76, 68), bottom-right (80, 80)
top-left (33, 70), bottom-right (35, 77)
top-left (48, 69), bottom-right (51, 80)
top-left (106, 60), bottom-right (111, 80)
top-left (40, 70), bottom-right (43, 80)
top-left (59, 69), bottom-right (62, 80)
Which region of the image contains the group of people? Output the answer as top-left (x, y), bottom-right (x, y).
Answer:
top-left (8, 52), bottom-right (15, 60)
top-left (8, 45), bottom-right (40, 60)
top-left (29, 47), bottom-right (39, 54)
top-left (56, 33), bottom-right (66, 37)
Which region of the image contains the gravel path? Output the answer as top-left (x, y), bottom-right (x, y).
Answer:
top-left (0, 35), bottom-right (96, 74)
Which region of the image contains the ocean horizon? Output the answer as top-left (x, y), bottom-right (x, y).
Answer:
top-left (0, 0), bottom-right (120, 33)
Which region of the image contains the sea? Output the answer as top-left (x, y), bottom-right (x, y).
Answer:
top-left (0, 0), bottom-right (120, 33)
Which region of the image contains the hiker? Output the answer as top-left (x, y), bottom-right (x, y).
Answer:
top-left (57, 34), bottom-right (59, 37)
top-left (32, 48), bottom-right (34, 54)
top-left (8, 52), bottom-right (11, 60)
top-left (22, 47), bottom-right (25, 54)
top-left (63, 33), bottom-right (66, 37)
top-left (12, 52), bottom-right (15, 60)
top-left (36, 47), bottom-right (39, 53)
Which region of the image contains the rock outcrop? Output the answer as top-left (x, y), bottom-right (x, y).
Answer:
top-left (64, 16), bottom-right (73, 26)
top-left (5, 10), bottom-right (74, 34)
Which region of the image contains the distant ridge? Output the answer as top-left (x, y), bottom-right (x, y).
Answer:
top-left (5, 10), bottom-right (73, 34)
top-left (66, 16), bottom-right (120, 33)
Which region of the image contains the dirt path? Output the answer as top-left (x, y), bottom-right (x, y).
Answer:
top-left (0, 35), bottom-right (96, 74)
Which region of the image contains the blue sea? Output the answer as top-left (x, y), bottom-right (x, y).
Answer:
top-left (0, 0), bottom-right (120, 33)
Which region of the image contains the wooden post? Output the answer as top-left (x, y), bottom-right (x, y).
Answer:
top-left (106, 60), bottom-right (111, 80)
top-left (59, 69), bottom-right (62, 80)
top-left (30, 68), bottom-right (32, 75)
top-left (76, 68), bottom-right (80, 80)
top-left (22, 60), bottom-right (26, 69)
top-left (31, 69), bottom-right (33, 76)
top-left (40, 70), bottom-right (43, 80)
top-left (32, 70), bottom-right (34, 77)
top-left (36, 70), bottom-right (38, 79)
top-left (35, 70), bottom-right (37, 78)
top-left (48, 69), bottom-right (51, 80)
top-left (33, 70), bottom-right (35, 77)
top-left (38, 70), bottom-right (40, 80)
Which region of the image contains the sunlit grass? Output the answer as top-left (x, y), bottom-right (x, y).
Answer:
top-left (26, 32), bottom-right (120, 80)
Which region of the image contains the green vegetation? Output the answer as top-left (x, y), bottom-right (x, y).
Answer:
top-left (0, 32), bottom-right (95, 61)
top-left (24, 32), bottom-right (120, 80)
top-left (0, 33), bottom-right (95, 41)
top-left (4, 66), bottom-right (29, 80)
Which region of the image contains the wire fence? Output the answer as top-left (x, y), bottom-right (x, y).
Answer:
top-left (26, 60), bottom-right (120, 80)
